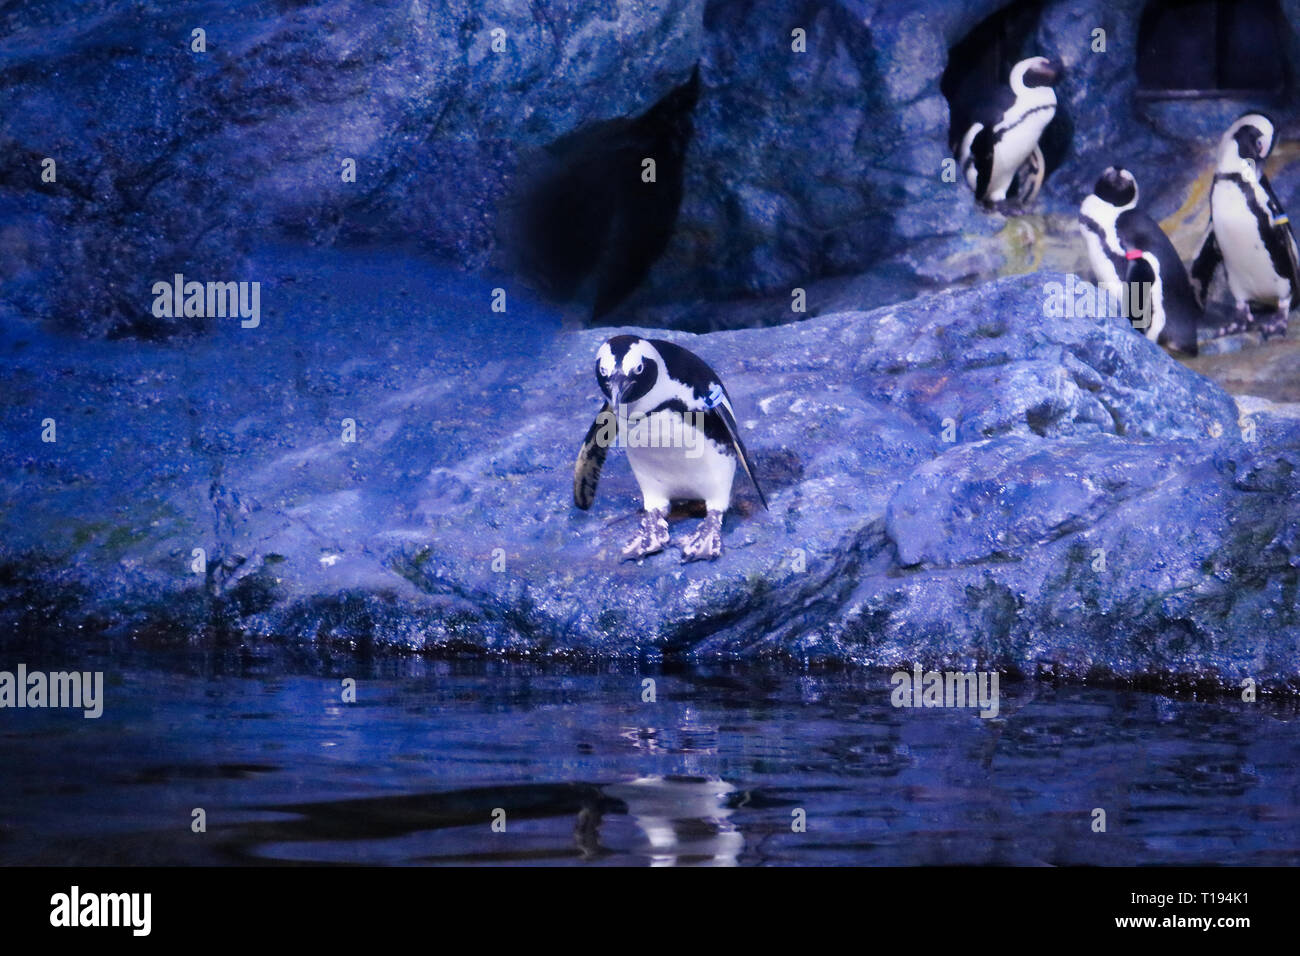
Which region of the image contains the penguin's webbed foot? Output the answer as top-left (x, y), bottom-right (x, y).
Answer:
top-left (1225, 302), bottom-right (1253, 335)
top-left (680, 510), bottom-right (724, 563)
top-left (621, 508), bottom-right (669, 561)
top-left (1259, 307), bottom-right (1289, 341)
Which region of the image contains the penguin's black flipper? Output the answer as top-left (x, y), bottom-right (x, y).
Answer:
top-left (1259, 172), bottom-right (1300, 301)
top-left (573, 403), bottom-right (617, 510)
top-left (1126, 253), bottom-right (1199, 355)
top-left (711, 401), bottom-right (768, 511)
top-left (1123, 255), bottom-right (1158, 334)
top-left (970, 125), bottom-right (996, 203)
top-left (1189, 227), bottom-right (1222, 310)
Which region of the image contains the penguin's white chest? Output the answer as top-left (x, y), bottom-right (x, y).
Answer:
top-left (624, 410), bottom-right (736, 512)
top-left (987, 104), bottom-right (1054, 200)
top-left (1078, 199), bottom-right (1124, 295)
top-left (1213, 182), bottom-right (1289, 303)
top-left (1139, 276), bottom-right (1166, 343)
top-left (1081, 230), bottom-right (1116, 291)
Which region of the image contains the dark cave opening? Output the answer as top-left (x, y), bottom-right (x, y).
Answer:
top-left (510, 67), bottom-right (700, 322)
top-left (1136, 0), bottom-right (1287, 97)
top-left (940, 1), bottom-right (1071, 189)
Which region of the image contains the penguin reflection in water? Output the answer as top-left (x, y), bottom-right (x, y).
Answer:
top-left (1191, 112), bottom-right (1300, 339)
top-left (573, 335), bottom-right (767, 561)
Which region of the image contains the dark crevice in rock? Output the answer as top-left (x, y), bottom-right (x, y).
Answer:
top-left (507, 67), bottom-right (701, 321)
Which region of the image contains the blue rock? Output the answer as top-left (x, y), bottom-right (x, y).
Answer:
top-left (5, 0), bottom-right (1300, 331)
top-left (2, 252), bottom-right (1296, 693)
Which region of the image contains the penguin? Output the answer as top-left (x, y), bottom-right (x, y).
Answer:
top-left (954, 56), bottom-right (1062, 210)
top-left (1078, 165), bottom-right (1137, 300)
top-left (573, 335), bottom-right (767, 562)
top-left (1190, 112), bottom-right (1300, 338)
top-left (1078, 166), bottom-right (1201, 355)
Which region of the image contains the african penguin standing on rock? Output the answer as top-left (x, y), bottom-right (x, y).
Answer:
top-left (1078, 166), bottom-right (1201, 355)
top-left (956, 56), bottom-right (1061, 211)
top-left (573, 335), bottom-right (767, 562)
top-left (1191, 112), bottom-right (1300, 339)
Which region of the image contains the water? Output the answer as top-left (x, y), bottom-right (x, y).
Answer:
top-left (1, 647), bottom-right (1297, 866)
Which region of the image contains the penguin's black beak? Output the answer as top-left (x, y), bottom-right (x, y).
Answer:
top-left (607, 373), bottom-right (629, 412)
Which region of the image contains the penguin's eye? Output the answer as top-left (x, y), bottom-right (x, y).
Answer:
top-left (633, 361), bottom-right (644, 375)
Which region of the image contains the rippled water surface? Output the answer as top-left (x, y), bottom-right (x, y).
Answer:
top-left (1, 649), bottom-right (1297, 865)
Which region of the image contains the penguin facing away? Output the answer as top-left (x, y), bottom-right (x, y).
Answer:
top-left (573, 336), bottom-right (767, 562)
top-left (1079, 165), bottom-right (1138, 300)
top-left (1078, 166), bottom-right (1201, 355)
top-left (1191, 112), bottom-right (1300, 338)
top-left (956, 55), bottom-right (1062, 210)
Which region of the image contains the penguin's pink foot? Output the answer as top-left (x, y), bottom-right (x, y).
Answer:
top-left (1223, 302), bottom-right (1253, 335)
top-left (622, 508), bottom-right (669, 561)
top-left (680, 511), bottom-right (724, 563)
top-left (1258, 307), bottom-right (1289, 340)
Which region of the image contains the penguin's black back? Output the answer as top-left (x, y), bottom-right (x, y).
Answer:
top-left (649, 339), bottom-right (730, 405)
top-left (948, 83), bottom-right (1015, 153)
top-left (648, 340), bottom-right (744, 460)
top-left (1116, 210), bottom-right (1199, 309)
top-left (1117, 209), bottom-right (1201, 352)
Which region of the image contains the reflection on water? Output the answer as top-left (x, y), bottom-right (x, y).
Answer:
top-left (0, 648), bottom-right (1297, 866)
top-left (602, 777), bottom-right (743, 866)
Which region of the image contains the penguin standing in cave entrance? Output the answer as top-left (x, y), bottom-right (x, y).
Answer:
top-left (954, 56), bottom-right (1061, 211)
top-left (1190, 113), bottom-right (1300, 339)
top-left (1078, 166), bottom-right (1201, 355)
top-left (573, 335), bottom-right (766, 562)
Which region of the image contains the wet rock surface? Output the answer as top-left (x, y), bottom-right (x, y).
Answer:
top-left (7, 0), bottom-right (1300, 333)
top-left (2, 1), bottom-right (1300, 692)
top-left (0, 0), bottom-right (708, 334)
top-left (2, 252), bottom-right (1296, 691)
top-left (1187, 331), bottom-right (1300, 405)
